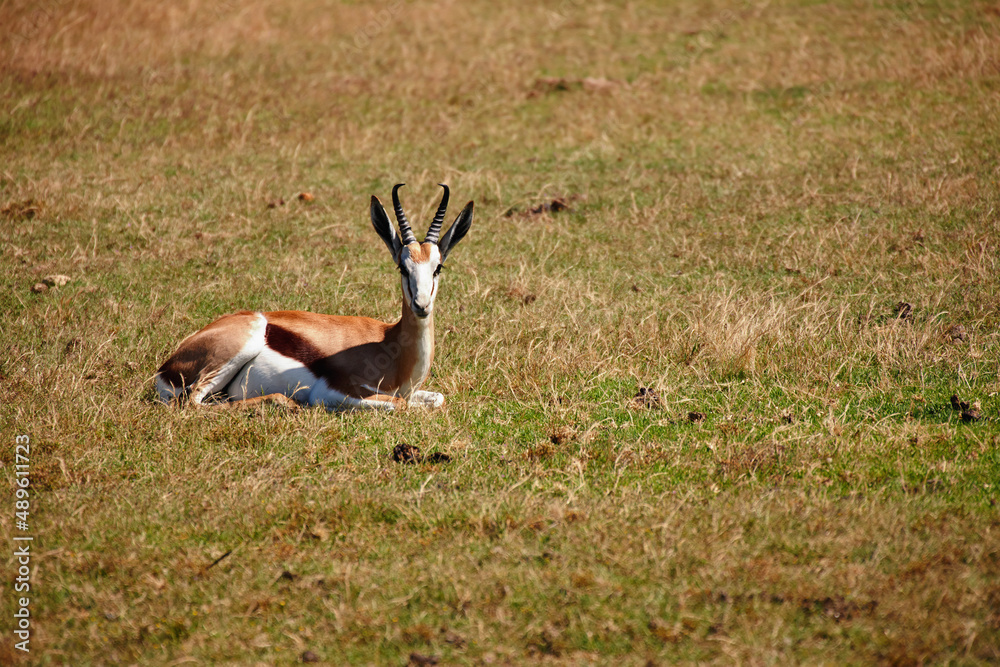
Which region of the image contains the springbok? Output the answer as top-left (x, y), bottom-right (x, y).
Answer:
top-left (154, 184), bottom-right (473, 411)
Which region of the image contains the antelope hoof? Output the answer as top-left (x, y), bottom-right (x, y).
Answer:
top-left (409, 391), bottom-right (445, 409)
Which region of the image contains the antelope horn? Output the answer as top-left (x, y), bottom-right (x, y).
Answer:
top-left (424, 184), bottom-right (450, 244)
top-left (391, 183), bottom-right (417, 245)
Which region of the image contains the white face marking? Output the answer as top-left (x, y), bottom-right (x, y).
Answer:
top-left (399, 244), bottom-right (442, 318)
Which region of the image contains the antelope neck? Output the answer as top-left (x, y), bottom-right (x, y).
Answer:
top-left (387, 297), bottom-right (435, 396)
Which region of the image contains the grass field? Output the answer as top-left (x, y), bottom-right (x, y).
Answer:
top-left (2, 0), bottom-right (1000, 664)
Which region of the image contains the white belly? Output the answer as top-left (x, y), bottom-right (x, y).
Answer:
top-left (225, 347), bottom-right (317, 401)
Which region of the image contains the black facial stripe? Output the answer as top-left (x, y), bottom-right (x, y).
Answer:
top-left (401, 275), bottom-right (412, 303)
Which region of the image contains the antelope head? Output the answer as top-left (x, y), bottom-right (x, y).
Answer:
top-left (370, 184), bottom-right (474, 319)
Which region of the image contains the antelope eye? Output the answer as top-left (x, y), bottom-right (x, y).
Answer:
top-left (433, 264), bottom-right (443, 277)
top-left (398, 265), bottom-right (410, 278)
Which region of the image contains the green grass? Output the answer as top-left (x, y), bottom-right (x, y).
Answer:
top-left (2, 0), bottom-right (1000, 664)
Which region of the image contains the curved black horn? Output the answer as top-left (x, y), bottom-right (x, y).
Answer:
top-left (424, 183), bottom-right (450, 244)
top-left (391, 183), bottom-right (417, 245)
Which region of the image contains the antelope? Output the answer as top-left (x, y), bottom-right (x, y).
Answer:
top-left (154, 184), bottom-right (473, 411)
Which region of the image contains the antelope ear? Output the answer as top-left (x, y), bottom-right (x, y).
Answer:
top-left (439, 201), bottom-right (473, 261)
top-left (370, 195), bottom-right (402, 260)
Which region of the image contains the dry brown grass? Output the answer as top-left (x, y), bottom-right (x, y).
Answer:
top-left (2, 0), bottom-right (1000, 664)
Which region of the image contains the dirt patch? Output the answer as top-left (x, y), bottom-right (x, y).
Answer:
top-left (506, 285), bottom-right (537, 305)
top-left (944, 324), bottom-right (968, 343)
top-left (525, 441), bottom-right (555, 460)
top-left (531, 76), bottom-right (623, 95)
top-left (549, 425), bottom-right (578, 445)
top-left (391, 444), bottom-right (452, 464)
top-left (1, 198), bottom-right (43, 220)
top-left (504, 194), bottom-right (581, 218)
top-left (951, 394), bottom-right (982, 422)
top-left (631, 387), bottom-right (661, 409)
top-left (392, 443), bottom-right (421, 463)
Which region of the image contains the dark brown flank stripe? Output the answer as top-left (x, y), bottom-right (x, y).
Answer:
top-left (264, 323), bottom-right (327, 375)
top-left (266, 322), bottom-right (390, 398)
